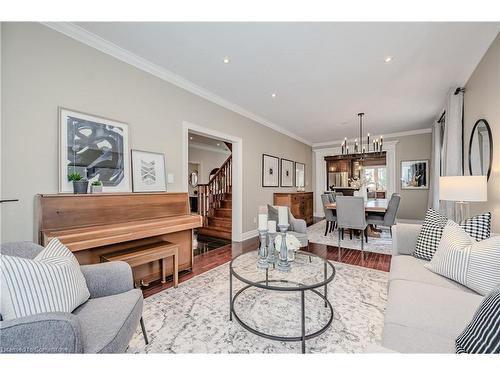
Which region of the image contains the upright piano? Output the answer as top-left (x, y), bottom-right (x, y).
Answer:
top-left (37, 192), bottom-right (203, 284)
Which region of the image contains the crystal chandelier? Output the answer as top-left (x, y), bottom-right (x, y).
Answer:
top-left (341, 113), bottom-right (383, 155)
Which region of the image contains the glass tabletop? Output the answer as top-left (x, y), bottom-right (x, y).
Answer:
top-left (230, 250), bottom-right (335, 291)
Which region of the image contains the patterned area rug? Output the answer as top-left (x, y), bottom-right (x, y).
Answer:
top-left (307, 220), bottom-right (393, 255)
top-left (127, 258), bottom-right (388, 353)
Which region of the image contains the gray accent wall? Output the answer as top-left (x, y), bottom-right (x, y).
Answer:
top-left (0, 23), bottom-right (312, 242)
top-left (464, 32), bottom-right (500, 234)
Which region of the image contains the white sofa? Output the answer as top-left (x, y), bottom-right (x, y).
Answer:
top-left (378, 223), bottom-right (483, 353)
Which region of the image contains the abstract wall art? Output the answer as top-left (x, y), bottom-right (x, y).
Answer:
top-left (131, 149), bottom-right (167, 192)
top-left (59, 108), bottom-right (130, 193)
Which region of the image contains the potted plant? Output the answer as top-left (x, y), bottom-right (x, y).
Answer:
top-left (68, 172), bottom-right (89, 194)
top-left (90, 180), bottom-right (103, 194)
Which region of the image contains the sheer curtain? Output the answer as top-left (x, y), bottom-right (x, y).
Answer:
top-left (440, 88), bottom-right (464, 218)
top-left (428, 120), bottom-right (442, 210)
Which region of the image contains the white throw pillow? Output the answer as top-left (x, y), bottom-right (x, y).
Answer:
top-left (425, 221), bottom-right (500, 296)
top-left (0, 238), bottom-right (90, 320)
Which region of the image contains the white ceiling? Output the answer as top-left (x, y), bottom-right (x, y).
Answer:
top-left (74, 22), bottom-right (499, 144)
top-left (189, 132), bottom-right (231, 153)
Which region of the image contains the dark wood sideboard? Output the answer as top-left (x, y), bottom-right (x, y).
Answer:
top-left (37, 192), bottom-right (202, 285)
top-left (273, 192), bottom-right (313, 225)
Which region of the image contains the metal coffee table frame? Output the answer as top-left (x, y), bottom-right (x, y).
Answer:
top-left (229, 250), bottom-right (336, 353)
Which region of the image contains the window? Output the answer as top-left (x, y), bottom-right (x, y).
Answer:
top-left (364, 166), bottom-right (387, 191)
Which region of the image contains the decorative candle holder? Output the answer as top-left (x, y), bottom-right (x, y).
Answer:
top-left (267, 231), bottom-right (277, 265)
top-left (257, 229), bottom-right (269, 269)
top-left (277, 224), bottom-right (291, 272)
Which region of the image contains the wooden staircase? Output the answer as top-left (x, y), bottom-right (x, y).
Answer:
top-left (197, 154), bottom-right (232, 240)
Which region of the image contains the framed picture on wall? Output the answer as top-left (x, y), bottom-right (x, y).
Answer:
top-left (295, 162), bottom-right (305, 188)
top-left (262, 154), bottom-right (279, 187)
top-left (401, 160), bottom-right (429, 190)
top-left (131, 150), bottom-right (167, 192)
top-left (59, 108), bottom-right (130, 193)
top-left (280, 158), bottom-right (294, 187)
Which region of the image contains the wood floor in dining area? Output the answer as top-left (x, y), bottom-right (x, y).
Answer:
top-left (142, 236), bottom-right (391, 298)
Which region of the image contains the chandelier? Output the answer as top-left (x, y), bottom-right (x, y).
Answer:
top-left (341, 113), bottom-right (383, 155)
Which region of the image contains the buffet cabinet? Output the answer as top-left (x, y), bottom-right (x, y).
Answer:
top-left (273, 192), bottom-right (314, 226)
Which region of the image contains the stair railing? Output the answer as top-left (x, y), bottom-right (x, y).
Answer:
top-left (197, 154), bottom-right (232, 226)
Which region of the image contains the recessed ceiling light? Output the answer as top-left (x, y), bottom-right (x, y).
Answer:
top-left (189, 136), bottom-right (193, 140)
top-left (223, 58), bottom-right (230, 64)
top-left (384, 56), bottom-right (393, 63)
top-left (271, 93), bottom-right (277, 99)
top-left (217, 143), bottom-right (220, 146)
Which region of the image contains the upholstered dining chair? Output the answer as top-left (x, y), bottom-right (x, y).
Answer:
top-left (366, 193), bottom-right (401, 237)
top-left (335, 196), bottom-right (368, 262)
top-left (321, 194), bottom-right (337, 236)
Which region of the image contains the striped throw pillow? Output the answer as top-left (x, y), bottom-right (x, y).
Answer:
top-left (425, 221), bottom-right (500, 296)
top-left (456, 286), bottom-right (500, 353)
top-left (0, 238), bottom-right (90, 320)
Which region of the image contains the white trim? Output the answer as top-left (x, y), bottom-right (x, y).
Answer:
top-left (42, 22), bottom-right (312, 147)
top-left (241, 229), bottom-right (259, 241)
top-left (312, 128), bottom-right (432, 148)
top-left (312, 141), bottom-right (398, 216)
top-left (189, 141), bottom-right (231, 155)
top-left (182, 121), bottom-right (243, 242)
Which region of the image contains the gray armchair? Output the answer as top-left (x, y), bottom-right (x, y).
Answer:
top-left (0, 242), bottom-right (147, 353)
top-left (267, 205), bottom-right (308, 248)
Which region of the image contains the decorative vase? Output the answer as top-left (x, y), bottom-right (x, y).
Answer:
top-left (91, 185), bottom-right (103, 193)
top-left (73, 181), bottom-right (89, 194)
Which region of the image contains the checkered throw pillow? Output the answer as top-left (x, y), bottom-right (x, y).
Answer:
top-left (413, 209), bottom-right (491, 261)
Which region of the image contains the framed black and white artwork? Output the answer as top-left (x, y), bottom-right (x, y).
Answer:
top-left (59, 108), bottom-right (130, 193)
top-left (131, 150), bottom-right (167, 192)
top-left (401, 160), bottom-right (429, 190)
top-left (295, 162), bottom-right (305, 188)
top-left (280, 158), bottom-right (294, 187)
top-left (262, 154), bottom-right (279, 187)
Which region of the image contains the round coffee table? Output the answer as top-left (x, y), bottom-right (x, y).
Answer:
top-left (229, 250), bottom-right (336, 353)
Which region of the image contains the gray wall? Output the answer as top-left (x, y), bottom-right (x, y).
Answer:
top-left (389, 132), bottom-right (432, 220)
top-left (463, 32), bottom-right (500, 233)
top-left (0, 23), bottom-right (312, 242)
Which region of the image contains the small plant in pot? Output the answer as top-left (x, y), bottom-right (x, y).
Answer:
top-left (68, 172), bottom-right (89, 194)
top-left (90, 180), bottom-right (103, 194)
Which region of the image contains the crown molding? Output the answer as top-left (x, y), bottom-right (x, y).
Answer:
top-left (312, 127), bottom-right (432, 148)
top-left (189, 141), bottom-right (231, 155)
top-left (41, 22), bottom-right (312, 147)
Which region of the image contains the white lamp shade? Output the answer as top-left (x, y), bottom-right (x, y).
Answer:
top-left (439, 176), bottom-right (487, 202)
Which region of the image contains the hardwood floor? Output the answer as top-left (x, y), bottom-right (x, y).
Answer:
top-left (142, 236), bottom-right (391, 298)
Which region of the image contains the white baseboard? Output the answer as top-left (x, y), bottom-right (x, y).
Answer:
top-left (239, 229), bottom-right (258, 242)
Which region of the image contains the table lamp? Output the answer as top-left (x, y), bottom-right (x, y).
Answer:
top-left (439, 176), bottom-right (487, 222)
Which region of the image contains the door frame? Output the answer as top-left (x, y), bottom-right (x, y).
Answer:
top-left (182, 121), bottom-right (243, 242)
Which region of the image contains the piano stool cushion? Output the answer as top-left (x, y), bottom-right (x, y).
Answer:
top-left (0, 239), bottom-right (90, 321)
top-left (73, 289), bottom-right (143, 353)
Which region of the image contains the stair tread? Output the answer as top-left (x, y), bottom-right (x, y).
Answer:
top-left (201, 225), bottom-right (232, 232)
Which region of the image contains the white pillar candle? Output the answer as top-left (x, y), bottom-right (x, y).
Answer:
top-left (267, 220), bottom-right (277, 233)
top-left (258, 213), bottom-right (268, 231)
top-left (278, 206), bottom-right (288, 226)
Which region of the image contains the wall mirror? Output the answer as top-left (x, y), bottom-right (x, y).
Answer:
top-left (189, 171), bottom-right (198, 188)
top-left (469, 119), bottom-right (493, 181)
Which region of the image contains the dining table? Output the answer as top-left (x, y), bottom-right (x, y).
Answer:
top-left (324, 198), bottom-right (388, 213)
top-left (324, 198), bottom-right (388, 238)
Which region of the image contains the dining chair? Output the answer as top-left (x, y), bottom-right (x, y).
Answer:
top-left (366, 193), bottom-right (401, 237)
top-left (321, 194), bottom-right (336, 236)
top-left (335, 196), bottom-right (368, 262)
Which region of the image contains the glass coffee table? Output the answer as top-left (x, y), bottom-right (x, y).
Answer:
top-left (229, 250), bottom-right (336, 353)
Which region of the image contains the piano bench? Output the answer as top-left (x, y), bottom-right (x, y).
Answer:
top-left (100, 240), bottom-right (179, 288)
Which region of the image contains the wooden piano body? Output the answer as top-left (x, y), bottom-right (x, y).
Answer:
top-left (37, 192), bottom-right (203, 284)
